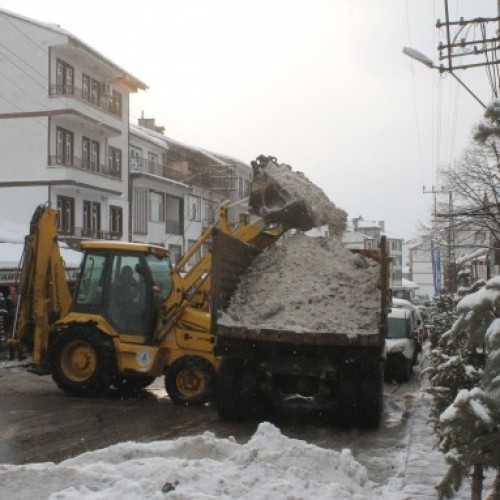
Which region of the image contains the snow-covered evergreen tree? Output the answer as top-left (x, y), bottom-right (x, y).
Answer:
top-left (428, 276), bottom-right (499, 499)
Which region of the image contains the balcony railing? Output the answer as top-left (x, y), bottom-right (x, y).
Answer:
top-left (59, 226), bottom-right (122, 240)
top-left (49, 85), bottom-right (122, 118)
top-left (130, 157), bottom-right (189, 183)
top-left (49, 155), bottom-right (122, 180)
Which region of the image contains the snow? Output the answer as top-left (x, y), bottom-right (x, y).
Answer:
top-left (252, 158), bottom-right (347, 233)
top-left (0, 216), bottom-right (82, 270)
top-left (0, 420), bottom-right (429, 500)
top-left (225, 233), bottom-right (381, 333)
top-left (1, 353), bottom-right (483, 499)
top-left (0, 421), bottom-right (402, 500)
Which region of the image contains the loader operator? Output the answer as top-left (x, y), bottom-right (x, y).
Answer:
top-left (110, 265), bottom-right (141, 330)
top-left (113, 265), bottom-right (138, 302)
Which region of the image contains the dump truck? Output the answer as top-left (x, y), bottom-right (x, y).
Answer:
top-left (212, 231), bottom-right (390, 429)
top-left (11, 155), bottom-right (340, 406)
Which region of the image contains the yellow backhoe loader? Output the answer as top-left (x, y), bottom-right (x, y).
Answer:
top-left (11, 156), bottom-right (333, 404)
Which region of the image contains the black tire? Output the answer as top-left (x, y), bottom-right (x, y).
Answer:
top-left (216, 358), bottom-right (263, 421)
top-left (215, 357), bottom-right (242, 420)
top-left (400, 358), bottom-right (412, 382)
top-left (113, 375), bottom-right (156, 393)
top-left (356, 364), bottom-right (384, 429)
top-left (334, 376), bottom-right (357, 426)
top-left (335, 363), bottom-right (384, 429)
top-left (164, 356), bottom-right (216, 405)
top-left (50, 327), bottom-right (116, 397)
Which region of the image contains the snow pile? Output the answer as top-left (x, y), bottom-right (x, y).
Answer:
top-left (250, 157), bottom-right (347, 234)
top-left (225, 233), bottom-right (381, 333)
top-left (0, 422), bottom-right (396, 499)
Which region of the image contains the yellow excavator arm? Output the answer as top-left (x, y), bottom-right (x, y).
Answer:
top-left (13, 204), bottom-right (73, 371)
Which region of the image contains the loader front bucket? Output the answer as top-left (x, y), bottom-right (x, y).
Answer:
top-left (249, 155), bottom-right (346, 233)
top-left (249, 164), bottom-right (315, 231)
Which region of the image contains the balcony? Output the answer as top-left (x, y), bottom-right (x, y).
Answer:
top-left (49, 85), bottom-right (122, 118)
top-left (130, 157), bottom-right (189, 183)
top-left (59, 226), bottom-right (122, 241)
top-left (49, 155), bottom-right (122, 180)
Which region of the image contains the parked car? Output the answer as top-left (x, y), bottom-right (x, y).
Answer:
top-left (385, 307), bottom-right (418, 382)
top-left (391, 298), bottom-right (426, 351)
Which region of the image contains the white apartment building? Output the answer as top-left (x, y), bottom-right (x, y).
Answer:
top-left (343, 216), bottom-right (403, 287)
top-left (129, 119), bottom-right (252, 267)
top-left (0, 8), bottom-right (146, 241)
top-left (0, 8), bottom-right (253, 267)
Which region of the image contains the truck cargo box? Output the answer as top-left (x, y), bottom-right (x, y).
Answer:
top-left (210, 229), bottom-right (390, 428)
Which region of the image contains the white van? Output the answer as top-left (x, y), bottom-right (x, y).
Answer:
top-left (391, 298), bottom-right (426, 349)
top-left (385, 307), bottom-right (418, 382)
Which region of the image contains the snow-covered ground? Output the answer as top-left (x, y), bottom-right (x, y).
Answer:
top-left (0, 351), bottom-right (483, 500)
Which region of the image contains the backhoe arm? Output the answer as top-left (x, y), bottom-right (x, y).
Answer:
top-left (14, 204), bottom-right (73, 371)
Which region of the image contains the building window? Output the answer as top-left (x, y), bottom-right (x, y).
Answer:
top-left (108, 146), bottom-right (122, 176)
top-left (82, 137), bottom-right (90, 168)
top-left (201, 198), bottom-right (216, 226)
top-left (83, 200), bottom-right (91, 235)
top-left (82, 74), bottom-right (90, 101)
top-left (129, 146), bottom-right (141, 171)
top-left (56, 59), bottom-right (74, 94)
top-left (112, 90), bottom-right (122, 116)
top-left (90, 140), bottom-right (100, 171)
top-left (109, 206), bottom-right (123, 236)
top-left (83, 201), bottom-right (101, 237)
top-left (90, 78), bottom-right (100, 105)
top-left (187, 239), bottom-right (201, 267)
top-left (149, 191), bottom-right (164, 222)
top-left (92, 202), bottom-right (101, 235)
top-left (56, 127), bottom-right (73, 165)
top-left (188, 195), bottom-right (200, 221)
top-left (57, 196), bottom-right (74, 235)
top-left (168, 244), bottom-right (182, 267)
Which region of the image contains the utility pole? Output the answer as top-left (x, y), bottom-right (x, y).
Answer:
top-left (423, 186), bottom-right (456, 295)
top-left (436, 0), bottom-right (500, 103)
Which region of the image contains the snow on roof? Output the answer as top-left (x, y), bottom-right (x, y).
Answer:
top-left (0, 8), bottom-right (147, 91)
top-left (0, 242), bottom-right (81, 269)
top-left (130, 124), bottom-right (170, 149)
top-left (130, 124), bottom-right (250, 170)
top-left (0, 219), bottom-right (81, 269)
top-left (392, 278), bottom-right (419, 291)
top-left (456, 247), bottom-right (488, 265)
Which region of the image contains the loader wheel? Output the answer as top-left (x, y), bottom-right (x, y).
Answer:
top-left (164, 356), bottom-right (216, 405)
top-left (50, 328), bottom-right (116, 397)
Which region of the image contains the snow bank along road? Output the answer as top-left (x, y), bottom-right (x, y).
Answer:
top-left (0, 354), bottom-right (471, 498)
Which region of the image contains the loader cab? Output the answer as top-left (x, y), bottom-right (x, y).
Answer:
top-left (72, 241), bottom-right (172, 337)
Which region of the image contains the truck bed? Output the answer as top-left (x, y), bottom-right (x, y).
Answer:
top-left (216, 323), bottom-right (384, 347)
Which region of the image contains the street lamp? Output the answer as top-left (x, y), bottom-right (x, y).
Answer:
top-left (402, 47), bottom-right (436, 69)
top-left (402, 46), bottom-right (486, 108)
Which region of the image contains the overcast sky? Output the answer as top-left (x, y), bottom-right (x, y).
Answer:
top-left (1, 0), bottom-right (497, 240)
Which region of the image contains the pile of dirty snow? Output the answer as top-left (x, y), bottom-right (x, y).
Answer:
top-left (224, 233), bottom-right (381, 333)
top-left (0, 422), bottom-right (397, 499)
top-left (251, 157), bottom-right (347, 234)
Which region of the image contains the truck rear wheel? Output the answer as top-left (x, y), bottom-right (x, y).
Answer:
top-left (50, 327), bottom-right (116, 397)
top-left (356, 364), bottom-right (384, 429)
top-left (164, 356), bottom-right (216, 405)
top-left (216, 357), bottom-right (262, 420)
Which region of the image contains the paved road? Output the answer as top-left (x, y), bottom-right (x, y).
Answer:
top-left (0, 358), bottom-right (439, 495)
